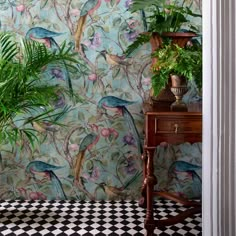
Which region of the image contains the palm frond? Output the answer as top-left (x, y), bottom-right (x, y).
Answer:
top-left (0, 32), bottom-right (78, 148)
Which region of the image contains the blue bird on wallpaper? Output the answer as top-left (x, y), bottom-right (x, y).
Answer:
top-left (26, 160), bottom-right (67, 200)
top-left (26, 27), bottom-right (63, 51)
top-left (97, 96), bottom-right (142, 154)
top-left (168, 160), bottom-right (202, 197)
top-left (25, 27), bottom-right (74, 97)
top-left (74, 132), bottom-right (99, 184)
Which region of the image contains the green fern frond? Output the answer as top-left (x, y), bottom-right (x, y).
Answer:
top-left (125, 33), bottom-right (151, 56)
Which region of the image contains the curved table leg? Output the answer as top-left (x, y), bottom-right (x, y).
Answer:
top-left (144, 149), bottom-right (157, 236)
top-left (139, 152), bottom-right (148, 207)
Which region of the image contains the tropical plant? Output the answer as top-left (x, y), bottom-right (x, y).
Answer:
top-left (125, 0), bottom-right (202, 56)
top-left (0, 32), bottom-right (78, 148)
top-left (151, 41), bottom-right (202, 95)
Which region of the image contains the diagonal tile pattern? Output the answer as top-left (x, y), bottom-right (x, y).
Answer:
top-left (0, 199), bottom-right (201, 235)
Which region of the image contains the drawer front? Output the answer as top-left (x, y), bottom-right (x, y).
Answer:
top-left (145, 114), bottom-right (202, 146)
top-left (155, 118), bottom-right (202, 134)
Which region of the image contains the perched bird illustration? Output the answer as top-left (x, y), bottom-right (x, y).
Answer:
top-left (74, 125), bottom-right (100, 184)
top-left (168, 160), bottom-right (202, 197)
top-left (26, 27), bottom-right (63, 51)
top-left (31, 121), bottom-right (58, 133)
top-left (97, 182), bottom-right (126, 200)
top-left (97, 96), bottom-right (142, 154)
top-left (26, 161), bottom-right (67, 200)
top-left (74, 0), bottom-right (102, 50)
top-left (25, 27), bottom-right (74, 96)
top-left (96, 171), bottom-right (141, 200)
top-left (100, 50), bottom-right (130, 67)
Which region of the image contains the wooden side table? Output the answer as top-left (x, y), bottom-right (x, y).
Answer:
top-left (141, 102), bottom-right (202, 236)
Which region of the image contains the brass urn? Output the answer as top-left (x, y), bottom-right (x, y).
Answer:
top-left (170, 74), bottom-right (188, 112)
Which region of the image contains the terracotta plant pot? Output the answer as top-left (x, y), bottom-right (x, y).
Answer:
top-left (162, 32), bottom-right (197, 48)
top-left (149, 32), bottom-right (196, 104)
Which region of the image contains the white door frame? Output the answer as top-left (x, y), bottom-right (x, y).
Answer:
top-left (202, 0), bottom-right (236, 235)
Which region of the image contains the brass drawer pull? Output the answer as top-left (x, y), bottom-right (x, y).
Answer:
top-left (155, 118), bottom-right (157, 134)
top-left (174, 124), bottom-right (179, 133)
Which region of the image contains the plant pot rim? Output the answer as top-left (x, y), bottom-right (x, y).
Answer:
top-left (162, 32), bottom-right (197, 37)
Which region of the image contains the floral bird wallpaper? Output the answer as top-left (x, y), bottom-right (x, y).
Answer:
top-left (0, 0), bottom-right (202, 200)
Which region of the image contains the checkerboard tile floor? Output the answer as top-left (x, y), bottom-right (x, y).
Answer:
top-left (0, 199), bottom-right (201, 235)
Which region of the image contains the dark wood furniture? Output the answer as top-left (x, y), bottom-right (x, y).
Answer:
top-left (141, 102), bottom-right (202, 236)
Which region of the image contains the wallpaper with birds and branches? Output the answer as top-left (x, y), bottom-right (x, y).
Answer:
top-left (0, 0), bottom-right (202, 200)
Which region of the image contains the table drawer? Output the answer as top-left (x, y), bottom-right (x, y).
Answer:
top-left (154, 118), bottom-right (201, 134)
top-left (145, 115), bottom-right (202, 146)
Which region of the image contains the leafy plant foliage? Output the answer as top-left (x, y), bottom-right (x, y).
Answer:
top-left (0, 33), bottom-right (78, 148)
top-left (126, 0), bottom-right (202, 56)
top-left (130, 0), bottom-right (201, 33)
top-left (151, 42), bottom-right (202, 95)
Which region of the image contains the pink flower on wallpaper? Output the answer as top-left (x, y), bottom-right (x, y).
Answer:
top-left (90, 33), bottom-right (102, 49)
top-left (69, 144), bottom-right (80, 151)
top-left (83, 33), bottom-right (102, 49)
top-left (123, 133), bottom-right (136, 146)
top-left (16, 4), bottom-right (25, 12)
top-left (125, 0), bottom-right (133, 9)
top-left (29, 192), bottom-right (47, 200)
top-left (125, 30), bottom-right (139, 42)
top-left (88, 73), bottom-right (97, 81)
top-left (143, 77), bottom-right (151, 86)
top-left (101, 128), bottom-right (111, 137)
top-left (83, 167), bottom-right (100, 181)
top-left (124, 156), bottom-right (138, 175)
top-left (90, 167), bottom-right (100, 181)
top-left (54, 92), bottom-right (65, 108)
top-left (105, 0), bottom-right (111, 2)
top-left (51, 68), bottom-right (64, 80)
top-left (70, 8), bottom-right (80, 16)
top-left (128, 19), bottom-right (139, 29)
top-left (109, 128), bottom-right (119, 139)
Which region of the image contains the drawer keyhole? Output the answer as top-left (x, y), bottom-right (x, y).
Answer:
top-left (174, 124), bottom-right (179, 134)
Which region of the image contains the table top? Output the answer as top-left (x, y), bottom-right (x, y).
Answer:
top-left (143, 102), bottom-right (202, 114)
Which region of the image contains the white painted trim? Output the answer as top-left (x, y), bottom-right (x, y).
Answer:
top-left (202, 0), bottom-right (216, 234)
top-left (203, 0), bottom-right (236, 235)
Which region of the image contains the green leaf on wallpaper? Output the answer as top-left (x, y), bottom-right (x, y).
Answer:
top-left (112, 67), bottom-right (120, 79)
top-left (40, 0), bottom-right (49, 9)
top-left (112, 121), bottom-right (125, 132)
top-left (88, 115), bottom-right (97, 124)
top-left (6, 175), bottom-right (13, 185)
top-left (111, 152), bottom-right (120, 160)
top-left (87, 27), bottom-right (95, 38)
top-left (52, 23), bottom-right (61, 31)
top-left (85, 160), bottom-right (94, 171)
top-left (120, 22), bottom-right (129, 31)
top-left (108, 134), bottom-right (114, 143)
top-left (113, 17), bottom-right (121, 27)
top-left (96, 68), bottom-right (107, 78)
top-left (103, 26), bottom-right (110, 33)
top-left (93, 15), bottom-right (101, 22)
top-left (123, 92), bottom-right (133, 100)
top-left (111, 0), bottom-right (118, 7)
top-left (119, 34), bottom-right (127, 46)
top-left (78, 112), bottom-right (85, 121)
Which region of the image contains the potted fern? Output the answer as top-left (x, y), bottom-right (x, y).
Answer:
top-left (126, 0), bottom-right (202, 56)
top-left (151, 41), bottom-right (202, 109)
top-left (0, 32), bottom-right (78, 148)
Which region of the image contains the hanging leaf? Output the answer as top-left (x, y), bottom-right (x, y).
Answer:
top-left (112, 17), bottom-right (121, 27)
top-left (112, 67), bottom-right (120, 79)
top-left (78, 112), bottom-right (85, 121)
top-left (40, 0), bottom-right (49, 9)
